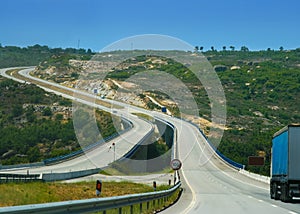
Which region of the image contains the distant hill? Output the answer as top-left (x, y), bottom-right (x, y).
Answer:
top-left (0, 44), bottom-right (93, 68)
top-left (95, 49), bottom-right (300, 175)
top-left (0, 75), bottom-right (119, 165)
top-left (2, 45), bottom-right (300, 175)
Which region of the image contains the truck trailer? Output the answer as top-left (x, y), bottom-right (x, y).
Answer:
top-left (270, 124), bottom-right (300, 202)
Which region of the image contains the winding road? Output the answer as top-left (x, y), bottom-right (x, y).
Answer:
top-left (1, 67), bottom-right (300, 213)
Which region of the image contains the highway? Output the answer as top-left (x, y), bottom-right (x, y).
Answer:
top-left (1, 67), bottom-right (300, 213)
top-left (159, 115), bottom-right (300, 214)
top-left (0, 67), bottom-right (154, 174)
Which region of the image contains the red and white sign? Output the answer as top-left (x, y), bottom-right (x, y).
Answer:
top-left (170, 159), bottom-right (182, 170)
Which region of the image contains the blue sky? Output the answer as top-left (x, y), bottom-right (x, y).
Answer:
top-left (1, 0), bottom-right (299, 51)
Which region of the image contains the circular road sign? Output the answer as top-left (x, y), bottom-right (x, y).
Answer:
top-left (170, 159), bottom-right (182, 170)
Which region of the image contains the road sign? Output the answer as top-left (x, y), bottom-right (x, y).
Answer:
top-left (170, 159), bottom-right (182, 170)
top-left (96, 180), bottom-right (102, 196)
top-left (248, 156), bottom-right (265, 166)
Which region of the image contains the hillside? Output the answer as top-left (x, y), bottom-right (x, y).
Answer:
top-left (0, 74), bottom-right (120, 165)
top-left (2, 45), bottom-right (300, 175)
top-left (207, 49), bottom-right (300, 174)
top-left (0, 44), bottom-right (93, 69)
top-left (44, 48), bottom-right (299, 176)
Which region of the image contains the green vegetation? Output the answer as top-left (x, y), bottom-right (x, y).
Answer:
top-left (0, 76), bottom-right (120, 165)
top-left (0, 181), bottom-right (171, 207)
top-left (208, 49), bottom-right (300, 175)
top-left (132, 112), bottom-right (154, 121)
top-left (0, 76), bottom-right (76, 164)
top-left (105, 49), bottom-right (300, 175)
top-left (0, 44), bottom-right (93, 68)
top-left (2, 45), bottom-right (300, 175)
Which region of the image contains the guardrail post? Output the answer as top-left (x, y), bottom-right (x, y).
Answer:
top-left (0, 179), bottom-right (181, 213)
top-left (130, 205), bottom-right (133, 214)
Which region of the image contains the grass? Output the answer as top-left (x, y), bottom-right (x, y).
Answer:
top-left (99, 166), bottom-right (174, 176)
top-left (132, 112), bottom-right (154, 121)
top-left (0, 181), bottom-right (170, 207)
top-left (94, 188), bottom-right (182, 214)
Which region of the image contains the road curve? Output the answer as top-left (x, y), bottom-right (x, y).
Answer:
top-left (0, 67), bottom-right (154, 174)
top-left (157, 115), bottom-right (300, 214)
top-left (2, 67), bottom-right (300, 213)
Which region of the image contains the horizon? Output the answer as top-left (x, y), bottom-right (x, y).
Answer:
top-left (1, 43), bottom-right (299, 52)
top-left (1, 0), bottom-right (300, 52)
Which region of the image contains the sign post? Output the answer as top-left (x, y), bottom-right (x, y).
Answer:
top-left (96, 180), bottom-right (102, 196)
top-left (170, 159), bottom-right (182, 185)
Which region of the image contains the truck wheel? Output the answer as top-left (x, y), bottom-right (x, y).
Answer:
top-left (271, 182), bottom-right (279, 200)
top-left (280, 184), bottom-right (292, 202)
top-left (270, 183), bottom-right (275, 199)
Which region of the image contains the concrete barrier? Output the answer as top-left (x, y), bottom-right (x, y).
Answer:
top-left (42, 168), bottom-right (101, 182)
top-left (239, 169), bottom-right (270, 184)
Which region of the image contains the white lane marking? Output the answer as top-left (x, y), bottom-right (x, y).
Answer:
top-left (271, 204), bottom-right (277, 208)
top-left (289, 211), bottom-right (298, 214)
top-left (189, 124), bottom-right (270, 192)
top-left (195, 132), bottom-right (269, 191)
top-left (248, 195), bottom-right (253, 199)
top-left (180, 166), bottom-right (197, 214)
top-left (258, 199), bottom-right (263, 202)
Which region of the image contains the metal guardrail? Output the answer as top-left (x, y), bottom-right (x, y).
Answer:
top-left (0, 181), bottom-right (181, 214)
top-left (0, 162), bottom-right (44, 170)
top-left (0, 118), bottom-right (133, 169)
top-left (121, 125), bottom-right (155, 159)
top-left (0, 173), bottom-right (41, 183)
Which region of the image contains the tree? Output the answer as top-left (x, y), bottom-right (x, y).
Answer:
top-left (240, 46), bottom-right (249, 52)
top-left (211, 46), bottom-right (215, 51)
top-left (230, 46), bottom-right (235, 51)
top-left (223, 46), bottom-right (226, 51)
top-left (199, 46), bottom-right (204, 52)
top-left (43, 107), bottom-right (52, 116)
top-left (26, 106), bottom-right (36, 122)
top-left (279, 46), bottom-right (284, 51)
top-left (27, 147), bottom-right (41, 162)
top-left (55, 114), bottom-right (64, 121)
top-left (194, 46), bottom-right (199, 52)
top-left (12, 105), bottom-right (23, 117)
top-left (267, 48), bottom-right (271, 51)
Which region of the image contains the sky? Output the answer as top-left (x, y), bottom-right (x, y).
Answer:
top-left (1, 0), bottom-right (300, 52)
